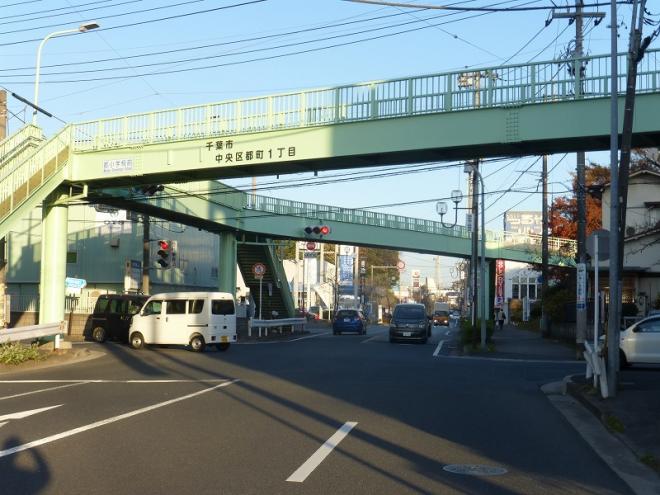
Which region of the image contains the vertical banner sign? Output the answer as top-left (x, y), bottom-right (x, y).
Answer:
top-left (124, 260), bottom-right (141, 292)
top-left (411, 269), bottom-right (421, 288)
top-left (494, 259), bottom-right (505, 308)
top-left (339, 246), bottom-right (355, 295)
top-left (576, 263), bottom-right (587, 310)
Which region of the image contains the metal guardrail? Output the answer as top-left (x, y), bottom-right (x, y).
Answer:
top-left (248, 317), bottom-right (306, 337)
top-left (70, 49), bottom-right (659, 151)
top-left (0, 321), bottom-right (67, 346)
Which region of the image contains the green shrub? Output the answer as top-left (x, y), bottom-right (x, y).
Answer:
top-left (460, 318), bottom-right (494, 349)
top-left (0, 343), bottom-right (44, 365)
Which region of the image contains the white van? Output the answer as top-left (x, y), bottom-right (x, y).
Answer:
top-left (129, 292), bottom-right (237, 352)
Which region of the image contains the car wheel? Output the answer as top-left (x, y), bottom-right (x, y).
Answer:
top-left (130, 332), bottom-right (144, 350)
top-left (216, 342), bottom-right (230, 352)
top-left (190, 335), bottom-right (205, 352)
top-left (92, 326), bottom-right (107, 343)
top-left (619, 349), bottom-right (630, 369)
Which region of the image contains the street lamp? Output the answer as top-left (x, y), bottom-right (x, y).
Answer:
top-left (33, 22), bottom-right (100, 125)
top-left (436, 189), bottom-right (463, 228)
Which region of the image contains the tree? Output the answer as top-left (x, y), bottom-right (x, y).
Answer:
top-left (550, 163), bottom-right (610, 240)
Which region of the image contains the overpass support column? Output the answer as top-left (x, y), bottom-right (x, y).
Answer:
top-left (39, 188), bottom-right (69, 324)
top-left (218, 232), bottom-right (237, 295)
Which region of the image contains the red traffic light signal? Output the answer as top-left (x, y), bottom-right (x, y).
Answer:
top-left (156, 240), bottom-right (170, 268)
top-left (304, 225), bottom-right (331, 237)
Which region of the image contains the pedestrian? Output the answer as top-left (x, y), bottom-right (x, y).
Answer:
top-left (497, 308), bottom-right (506, 330)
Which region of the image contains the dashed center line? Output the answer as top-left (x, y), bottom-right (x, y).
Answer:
top-left (433, 340), bottom-right (445, 357)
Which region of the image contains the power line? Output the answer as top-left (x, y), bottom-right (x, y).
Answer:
top-left (0, 0), bottom-right (268, 47)
top-left (0, 0), bottom-right (143, 27)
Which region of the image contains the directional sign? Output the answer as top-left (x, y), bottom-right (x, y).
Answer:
top-left (0, 404), bottom-right (63, 428)
top-left (252, 263), bottom-right (266, 278)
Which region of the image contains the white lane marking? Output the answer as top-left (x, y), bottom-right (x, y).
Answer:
top-left (0, 405), bottom-right (62, 422)
top-left (445, 330), bottom-right (452, 336)
top-left (0, 379), bottom-right (239, 459)
top-left (0, 382), bottom-right (89, 401)
top-left (433, 340), bottom-right (445, 357)
top-left (287, 421), bottom-right (358, 483)
top-left (0, 379), bottom-right (230, 384)
top-left (0, 422), bottom-right (6, 428)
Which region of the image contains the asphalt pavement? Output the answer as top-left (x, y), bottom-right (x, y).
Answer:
top-left (0, 322), bottom-right (652, 494)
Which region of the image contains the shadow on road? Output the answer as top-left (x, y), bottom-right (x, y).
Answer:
top-left (0, 436), bottom-right (50, 494)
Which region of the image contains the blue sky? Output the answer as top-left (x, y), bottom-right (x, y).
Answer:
top-left (0, 0), bottom-right (636, 286)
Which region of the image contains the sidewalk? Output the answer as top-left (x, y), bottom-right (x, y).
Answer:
top-left (488, 323), bottom-right (579, 361)
top-left (483, 324), bottom-right (660, 482)
top-left (566, 371), bottom-right (660, 475)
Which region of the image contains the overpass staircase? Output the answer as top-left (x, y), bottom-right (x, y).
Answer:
top-left (236, 241), bottom-right (295, 318)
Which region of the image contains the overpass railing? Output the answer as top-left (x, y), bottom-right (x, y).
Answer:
top-left (247, 193), bottom-right (576, 256)
top-left (71, 49), bottom-right (660, 151)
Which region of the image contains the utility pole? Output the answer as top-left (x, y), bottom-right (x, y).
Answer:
top-left (142, 215), bottom-right (150, 295)
top-left (0, 91), bottom-right (6, 327)
top-left (608, 0), bottom-right (649, 397)
top-left (540, 155), bottom-right (550, 337)
top-left (552, 2), bottom-right (605, 354)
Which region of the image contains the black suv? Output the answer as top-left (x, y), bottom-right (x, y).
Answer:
top-left (89, 294), bottom-right (148, 343)
top-left (389, 303), bottom-right (431, 344)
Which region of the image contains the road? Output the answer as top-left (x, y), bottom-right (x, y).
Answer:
top-left (0, 323), bottom-right (633, 494)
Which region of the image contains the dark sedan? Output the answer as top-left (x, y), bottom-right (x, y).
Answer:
top-left (333, 309), bottom-right (368, 335)
top-left (389, 303), bottom-right (430, 344)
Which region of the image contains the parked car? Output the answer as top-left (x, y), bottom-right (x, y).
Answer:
top-left (89, 294), bottom-right (148, 343)
top-left (333, 309), bottom-right (367, 335)
top-left (389, 303), bottom-right (430, 344)
top-left (605, 315), bottom-right (660, 367)
top-left (432, 310), bottom-right (450, 326)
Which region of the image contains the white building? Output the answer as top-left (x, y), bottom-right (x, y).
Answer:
top-left (601, 169), bottom-right (660, 312)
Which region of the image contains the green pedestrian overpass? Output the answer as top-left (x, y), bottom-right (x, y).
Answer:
top-left (1, 49), bottom-right (659, 323)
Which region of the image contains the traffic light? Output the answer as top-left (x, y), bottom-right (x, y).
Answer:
top-left (303, 225), bottom-right (331, 238)
top-left (156, 239), bottom-right (170, 268)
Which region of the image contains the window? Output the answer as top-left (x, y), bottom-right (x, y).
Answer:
top-left (66, 251), bottom-right (78, 264)
top-left (93, 298), bottom-right (109, 314)
top-left (520, 284), bottom-right (528, 299)
top-left (637, 319), bottom-right (660, 333)
top-left (512, 282), bottom-right (519, 299)
top-left (143, 300), bottom-right (162, 315)
top-left (212, 299), bottom-right (234, 315)
top-left (211, 267), bottom-right (218, 279)
top-left (528, 284), bottom-right (536, 299)
top-left (109, 299), bottom-right (127, 314)
top-left (166, 300), bottom-right (187, 314)
top-left (127, 300), bottom-right (143, 314)
top-left (189, 300), bottom-right (204, 314)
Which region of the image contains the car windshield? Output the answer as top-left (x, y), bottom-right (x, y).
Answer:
top-left (394, 307), bottom-right (425, 319)
top-left (336, 310), bottom-right (358, 318)
top-left (434, 311), bottom-right (449, 317)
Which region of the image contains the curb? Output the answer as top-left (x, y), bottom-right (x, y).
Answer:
top-left (0, 349), bottom-right (105, 375)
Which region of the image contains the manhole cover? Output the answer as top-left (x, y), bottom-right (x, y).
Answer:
top-left (442, 464), bottom-right (508, 476)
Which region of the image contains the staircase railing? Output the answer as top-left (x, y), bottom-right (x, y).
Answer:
top-left (266, 242), bottom-right (295, 317)
top-left (0, 125), bottom-right (44, 168)
top-left (0, 126), bottom-right (71, 223)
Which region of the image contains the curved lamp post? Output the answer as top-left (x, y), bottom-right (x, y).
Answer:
top-left (33, 22), bottom-right (100, 125)
top-left (436, 189), bottom-right (463, 228)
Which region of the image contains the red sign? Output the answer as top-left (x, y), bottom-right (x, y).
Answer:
top-left (252, 263), bottom-right (266, 278)
top-left (495, 259), bottom-right (505, 307)
top-left (306, 242), bottom-right (317, 251)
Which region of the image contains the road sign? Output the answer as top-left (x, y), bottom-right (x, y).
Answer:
top-left (252, 263), bottom-right (266, 278)
top-left (397, 260), bottom-right (405, 271)
top-left (576, 263), bottom-right (587, 310)
top-left (65, 277), bottom-right (87, 289)
top-left (587, 229), bottom-right (610, 261)
top-left (306, 241), bottom-right (317, 251)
